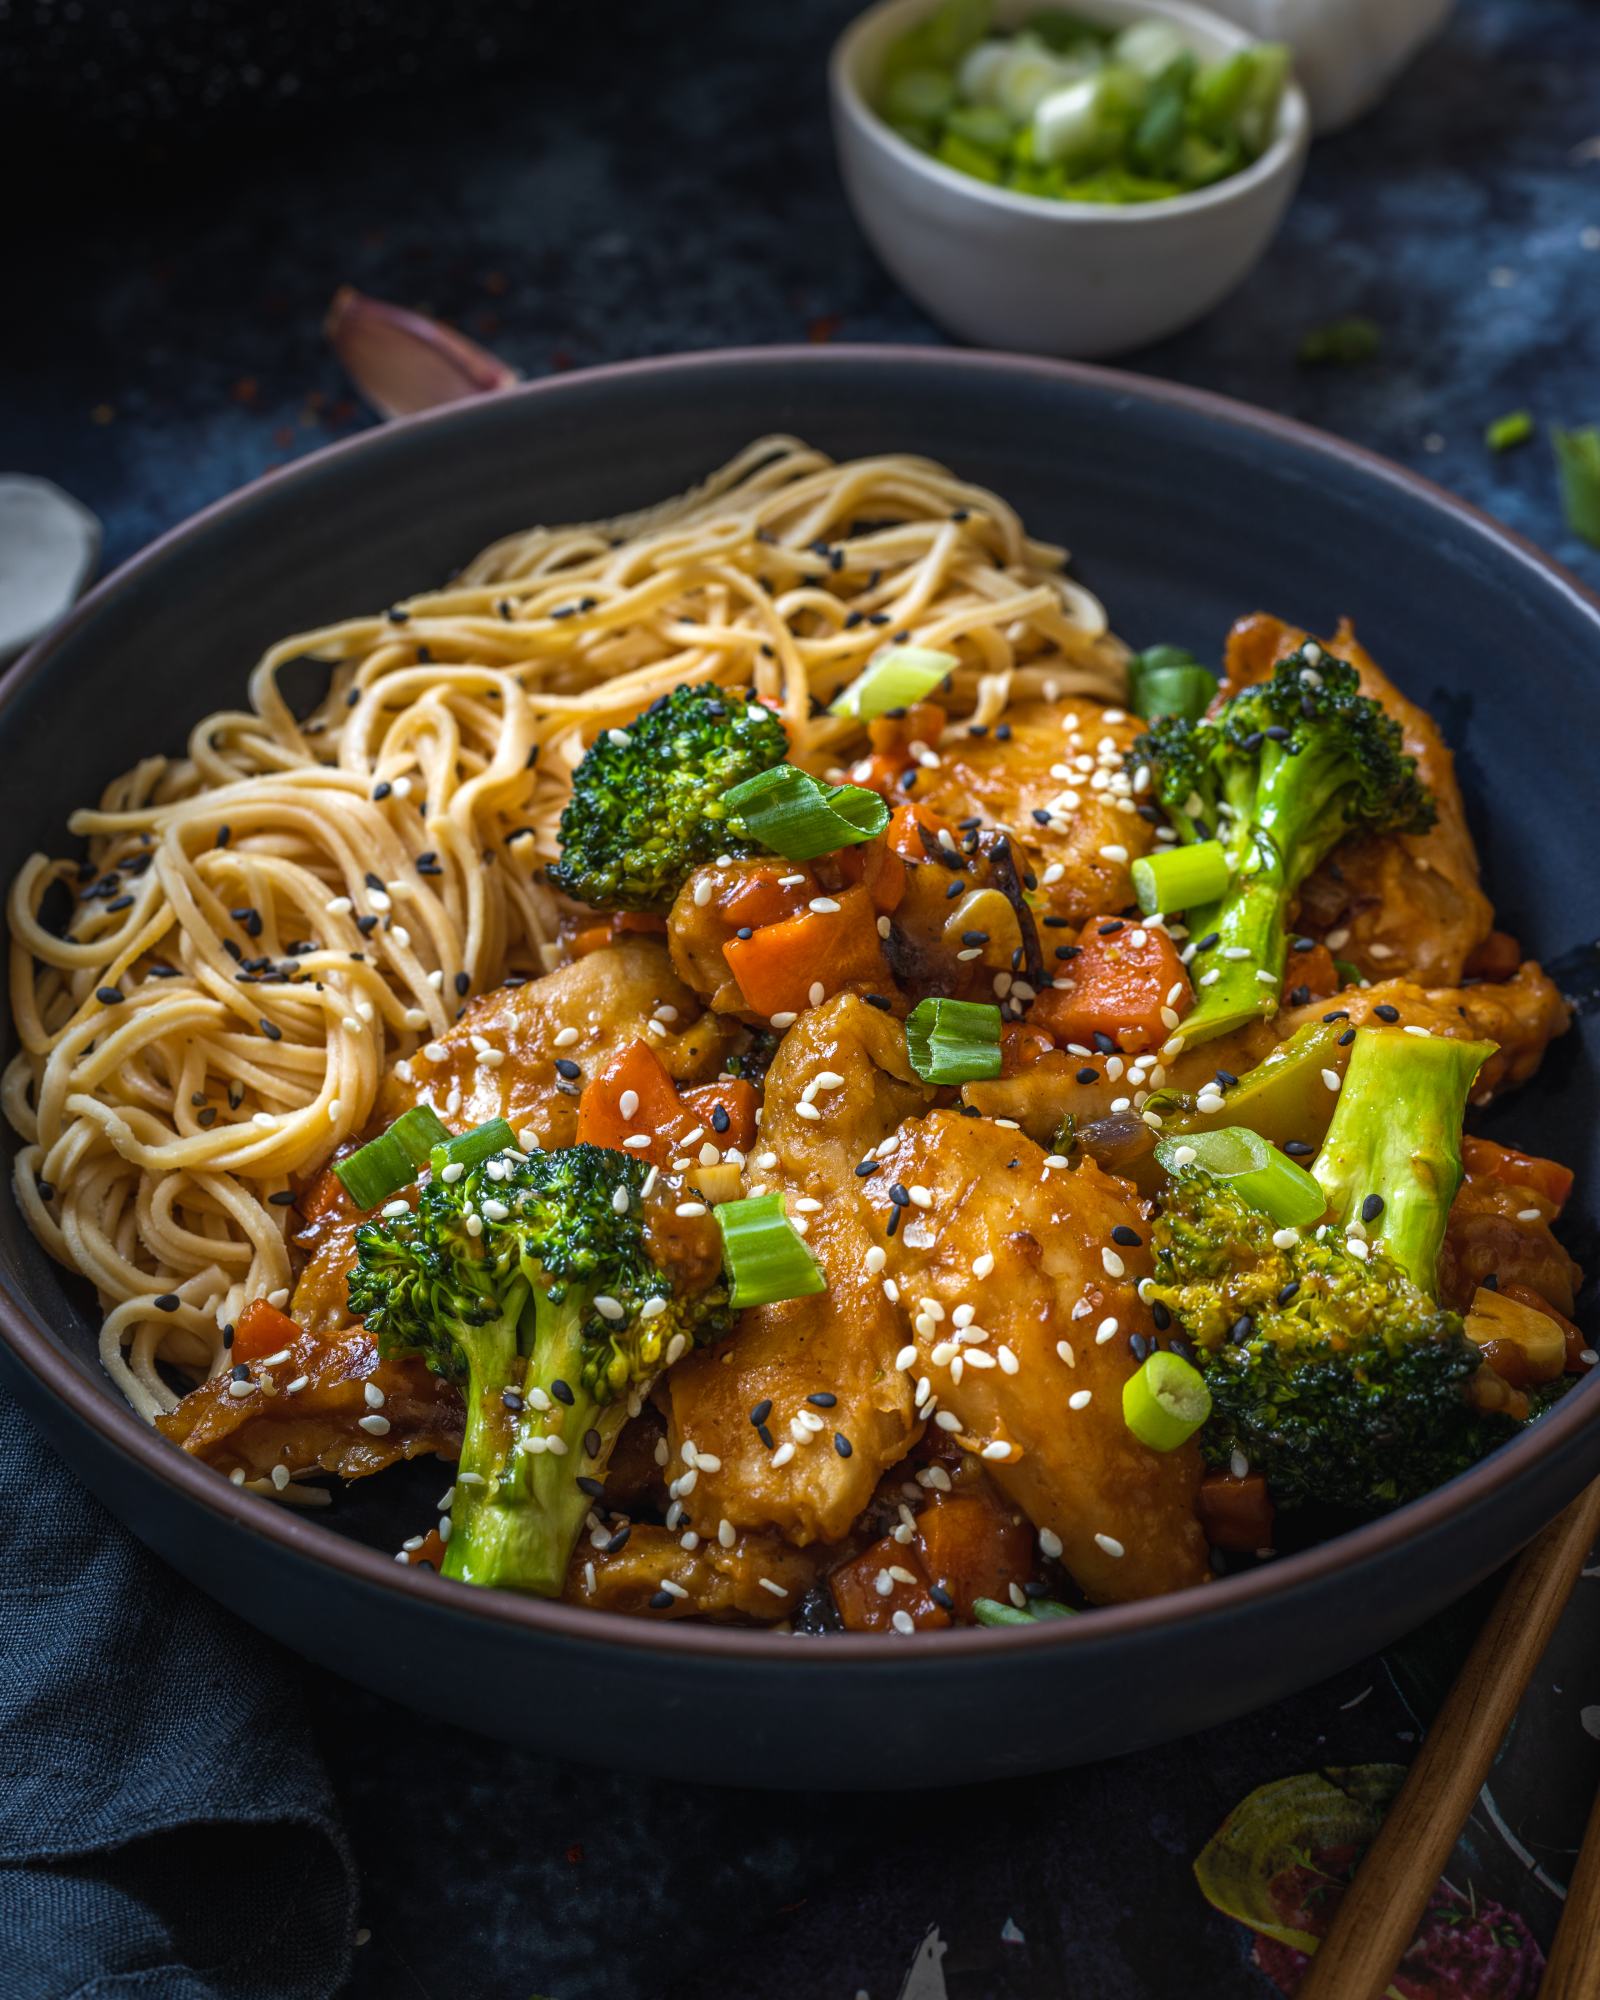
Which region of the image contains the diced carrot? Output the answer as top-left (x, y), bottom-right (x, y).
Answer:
top-left (576, 1040), bottom-right (684, 1164)
top-left (1281, 942), bottom-right (1340, 1004)
top-left (571, 921), bottom-right (615, 959)
top-left (885, 801), bottom-right (959, 864)
top-left (722, 885), bottom-right (887, 1018)
top-left (721, 865), bottom-right (816, 930)
top-left (1197, 1471), bottom-right (1274, 1553)
top-left (829, 1534), bottom-right (951, 1632)
top-left (294, 1161), bottom-right (352, 1228)
top-left (1461, 1136), bottom-right (1574, 1212)
top-left (679, 1078), bottom-right (760, 1152)
top-left (232, 1298), bottom-right (302, 1365)
top-left (834, 834), bottom-right (907, 914)
top-left (1031, 916), bottom-right (1191, 1055)
top-left (614, 912), bottom-right (668, 935)
top-left (914, 1493), bottom-right (1033, 1621)
top-left (1464, 930), bottom-right (1521, 982)
top-left (1498, 1282), bottom-right (1589, 1372)
top-left (999, 1023), bottom-right (1055, 1074)
top-left (867, 700), bottom-right (947, 756)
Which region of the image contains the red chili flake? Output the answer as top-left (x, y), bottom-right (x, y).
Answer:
top-left (807, 313), bottom-right (842, 345)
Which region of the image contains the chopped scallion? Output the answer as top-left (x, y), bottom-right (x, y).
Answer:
top-left (333, 1103), bottom-right (450, 1209)
top-left (428, 1117), bottom-right (520, 1178)
top-left (715, 1192), bottom-right (828, 1309)
top-left (905, 996), bottom-right (1003, 1084)
top-left (1155, 1124), bottom-right (1326, 1227)
top-left (1131, 838), bottom-right (1229, 914)
top-left (1122, 1349), bottom-right (1212, 1452)
top-left (1485, 409), bottom-right (1533, 453)
top-left (724, 763), bottom-right (889, 861)
top-left (1553, 426), bottom-right (1600, 548)
top-left (972, 1596), bottom-right (1079, 1626)
top-left (1127, 644), bottom-right (1217, 722)
top-left (829, 645), bottom-right (959, 720)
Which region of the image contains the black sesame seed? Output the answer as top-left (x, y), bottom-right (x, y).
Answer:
top-left (456, 973), bottom-right (471, 997)
top-left (1129, 1333), bottom-right (1151, 1362)
top-left (386, 607), bottom-right (411, 624)
top-left (1338, 1027), bottom-right (1356, 1045)
top-left (605, 1526), bottom-right (631, 1553)
top-left (1292, 937), bottom-right (1316, 953)
top-left (258, 1018), bottom-right (282, 1041)
top-left (864, 994), bottom-right (893, 1011)
top-left (1097, 920), bottom-right (1125, 937)
top-left (502, 1388), bottom-right (524, 1412)
top-left (221, 1324), bottom-right (234, 1349)
top-left (105, 894), bottom-right (134, 912)
top-left (35, 1180), bottom-right (55, 1203)
top-left (1092, 1031), bottom-right (1117, 1055)
top-left (1195, 932), bottom-right (1221, 952)
top-left (1322, 1010), bottom-right (1350, 1023)
top-left (584, 1429), bottom-right (602, 1460)
top-left (575, 1475), bottom-right (605, 1499)
top-left (945, 880), bottom-right (963, 900)
top-left (885, 1205), bottom-right (901, 1237)
top-left (807, 1391), bottom-right (837, 1408)
top-left (1150, 1299), bottom-right (1171, 1331)
top-left (1276, 1281), bottom-right (1301, 1306)
top-left (1076, 1066), bottom-right (1099, 1085)
top-left (833, 1432), bottom-right (853, 1458)
top-left (372, 782), bottom-right (392, 802)
top-left (711, 1104), bottom-right (731, 1134)
top-left (95, 986), bottom-right (124, 1006)
top-left (554, 1057), bottom-right (581, 1081)
top-left (735, 926), bottom-right (754, 941)
top-left (1374, 1003), bottom-right (1400, 1022)
top-left (550, 1378), bottom-right (575, 1405)
top-left (1283, 1140), bottom-right (1314, 1157)
top-left (154, 1293), bottom-right (180, 1312)
top-left (756, 1423), bottom-right (775, 1449)
top-left (888, 1182), bottom-right (911, 1207)
top-left (1230, 1314), bottom-right (1255, 1344)
top-left (1110, 1224), bottom-right (1141, 1247)
top-left (356, 915), bottom-right (378, 936)
top-left (1289, 985), bottom-right (1310, 1007)
top-left (267, 1189), bottom-right (297, 1207)
top-left (1483, 1272), bottom-right (1499, 1291)
top-left (962, 929), bottom-right (989, 946)
top-left (231, 1361), bottom-right (250, 1381)
top-left (649, 1590), bottom-right (675, 1610)
top-left (1361, 1193), bottom-right (1385, 1222)
top-left (750, 1398), bottom-right (773, 1426)
top-left (1214, 1070), bottom-right (1238, 1089)
top-left (928, 1582), bottom-right (955, 1610)
top-left (854, 1160), bottom-right (880, 1177)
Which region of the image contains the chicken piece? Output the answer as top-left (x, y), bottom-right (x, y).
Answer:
top-left (900, 698), bottom-right (1156, 925)
top-left (381, 937), bottom-right (738, 1145)
top-left (1274, 964), bottom-right (1569, 1099)
top-left (1224, 614), bottom-right (1493, 986)
top-left (663, 994), bottom-right (934, 1546)
top-left (565, 1522), bottom-right (822, 1622)
top-left (1440, 1172), bottom-right (1582, 1317)
top-left (874, 1110), bottom-right (1209, 1604)
top-left (156, 1323), bottom-right (462, 1482)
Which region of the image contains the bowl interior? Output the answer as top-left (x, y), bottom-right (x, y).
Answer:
top-left (2, 347), bottom-right (1597, 1643)
top-left (834, 0), bottom-right (1308, 215)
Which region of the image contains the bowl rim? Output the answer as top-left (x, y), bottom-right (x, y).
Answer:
top-left (829, 0), bottom-right (1311, 225)
top-left (3, 340), bottom-right (1599, 1668)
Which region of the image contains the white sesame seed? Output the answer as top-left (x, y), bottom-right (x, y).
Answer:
top-left (659, 1577), bottom-right (689, 1600)
top-left (808, 897), bottom-right (841, 915)
top-left (675, 1201), bottom-right (708, 1218)
top-left (908, 1185), bottom-right (933, 1209)
top-left (1099, 844), bottom-right (1129, 864)
top-left (622, 1132), bottom-right (653, 1150)
top-left (594, 1295), bottom-right (624, 1321)
top-left (935, 1410), bottom-right (962, 1432)
top-left (1403, 1024), bottom-right (1432, 1038)
top-left (1101, 1247), bottom-right (1125, 1279)
top-left (866, 1246), bottom-right (887, 1274)
top-left (1068, 1389), bottom-right (1093, 1410)
top-left (692, 876), bottom-right (714, 907)
top-left (358, 1413), bottom-right (392, 1435)
top-left (718, 1517), bottom-right (736, 1548)
top-left (795, 1102), bottom-right (821, 1122)
top-left (807, 981), bottom-right (825, 1006)
top-left (1322, 1068), bottom-right (1341, 1092)
top-left (1517, 1206), bottom-right (1542, 1222)
top-left (226, 1378), bottom-right (255, 1400)
top-left (894, 1344), bottom-right (918, 1371)
top-left (981, 1440), bottom-right (1011, 1462)
top-left (973, 1251), bottom-right (994, 1279)
top-left (285, 1375), bottom-right (308, 1394)
top-left (1094, 1532), bottom-right (1125, 1558)
top-left (363, 1381), bottom-right (386, 1409)
top-left (553, 1025), bottom-right (580, 1048)
top-left (770, 1011), bottom-right (798, 1029)
top-left (771, 1442), bottom-right (795, 1468)
top-left (891, 1610), bottom-right (916, 1635)
top-left (997, 1345), bottom-right (1018, 1374)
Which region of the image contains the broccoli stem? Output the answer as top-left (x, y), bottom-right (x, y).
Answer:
top-left (1311, 1030), bottom-right (1495, 1291)
top-left (444, 1289), bottom-right (630, 1597)
top-left (1179, 826), bottom-right (1289, 1044)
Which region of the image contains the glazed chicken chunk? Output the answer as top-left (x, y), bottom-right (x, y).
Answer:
top-left (663, 995), bottom-right (934, 1546)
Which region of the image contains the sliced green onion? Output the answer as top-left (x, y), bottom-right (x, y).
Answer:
top-left (1131, 839), bottom-right (1229, 915)
top-left (1333, 957), bottom-right (1364, 988)
top-left (724, 763), bottom-right (888, 861)
top-left (973, 1595), bottom-right (1080, 1626)
top-left (715, 1192), bottom-right (828, 1309)
top-left (1485, 410), bottom-right (1534, 453)
top-left (905, 997), bottom-right (1003, 1084)
top-left (1155, 1124), bottom-right (1326, 1227)
top-left (428, 1117), bottom-right (520, 1179)
top-left (1122, 1350), bottom-right (1212, 1452)
top-left (1554, 426), bottom-right (1600, 548)
top-left (1127, 644), bottom-right (1217, 722)
top-left (829, 645), bottom-right (959, 721)
top-left (334, 1103), bottom-right (450, 1209)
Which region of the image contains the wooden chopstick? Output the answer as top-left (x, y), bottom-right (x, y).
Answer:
top-left (1541, 1766), bottom-right (1600, 1998)
top-left (1296, 1477), bottom-right (1600, 2000)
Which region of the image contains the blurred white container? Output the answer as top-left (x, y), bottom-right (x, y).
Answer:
top-left (1199, 0), bottom-right (1455, 132)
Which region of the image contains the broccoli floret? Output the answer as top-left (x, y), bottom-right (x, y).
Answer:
top-left (1149, 1028), bottom-right (1514, 1513)
top-left (547, 682), bottom-right (788, 912)
top-left (348, 1140), bottom-right (730, 1593)
top-left (1130, 646), bottom-right (1434, 1046)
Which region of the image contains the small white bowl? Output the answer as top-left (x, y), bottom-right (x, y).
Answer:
top-left (829, 0), bottom-right (1310, 357)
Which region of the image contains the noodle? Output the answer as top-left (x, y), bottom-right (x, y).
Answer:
top-left (4, 436), bottom-right (1127, 1423)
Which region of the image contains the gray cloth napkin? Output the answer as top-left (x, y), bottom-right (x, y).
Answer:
top-left (0, 1387), bottom-right (357, 2000)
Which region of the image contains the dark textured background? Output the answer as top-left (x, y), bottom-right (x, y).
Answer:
top-left (5, 1), bottom-right (1600, 1994)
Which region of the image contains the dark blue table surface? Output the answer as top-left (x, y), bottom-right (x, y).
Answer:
top-left (6, 2), bottom-right (1600, 1995)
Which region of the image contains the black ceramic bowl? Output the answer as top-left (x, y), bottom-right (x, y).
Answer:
top-left (3, 347), bottom-right (1598, 1789)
